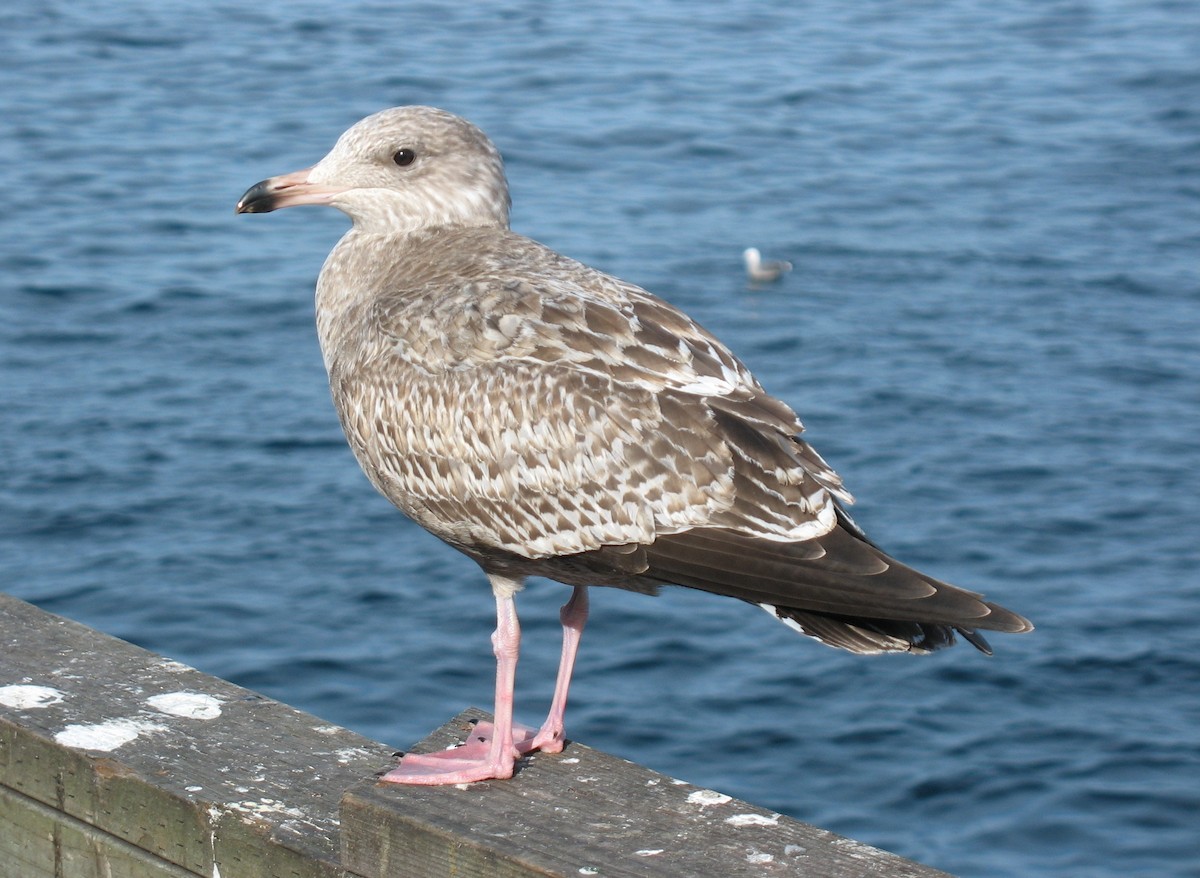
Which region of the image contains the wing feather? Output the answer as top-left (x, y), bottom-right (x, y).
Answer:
top-left (328, 231), bottom-right (844, 560)
top-left (320, 229), bottom-right (1031, 651)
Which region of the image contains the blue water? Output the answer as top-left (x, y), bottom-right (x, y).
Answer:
top-left (3, 2), bottom-right (1198, 875)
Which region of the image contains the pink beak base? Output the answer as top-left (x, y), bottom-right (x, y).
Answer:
top-left (236, 167), bottom-right (341, 214)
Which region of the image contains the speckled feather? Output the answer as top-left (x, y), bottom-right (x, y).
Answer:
top-left (270, 107), bottom-right (1030, 655)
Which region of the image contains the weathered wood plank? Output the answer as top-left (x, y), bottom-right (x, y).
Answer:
top-left (0, 782), bottom-right (199, 878)
top-left (0, 593), bottom-right (390, 878)
top-left (341, 708), bottom-right (954, 878)
top-left (1, 593), bottom-right (955, 878)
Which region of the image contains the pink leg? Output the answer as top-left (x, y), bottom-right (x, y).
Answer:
top-left (381, 580), bottom-right (527, 785)
top-left (526, 586), bottom-right (589, 754)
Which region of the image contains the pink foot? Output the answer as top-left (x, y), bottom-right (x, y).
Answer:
top-left (380, 721), bottom-right (543, 785)
top-left (484, 719), bottom-right (564, 755)
top-left (380, 584), bottom-right (584, 785)
top-left (526, 723), bottom-right (566, 754)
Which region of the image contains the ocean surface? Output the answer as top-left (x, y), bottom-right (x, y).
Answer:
top-left (2, 2), bottom-right (1198, 875)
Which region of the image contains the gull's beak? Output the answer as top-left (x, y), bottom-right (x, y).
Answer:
top-left (235, 167), bottom-right (341, 214)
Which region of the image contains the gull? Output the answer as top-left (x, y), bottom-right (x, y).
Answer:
top-left (236, 106), bottom-right (1032, 785)
top-left (743, 247), bottom-right (792, 282)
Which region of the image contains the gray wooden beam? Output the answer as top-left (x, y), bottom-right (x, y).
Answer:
top-left (1, 593), bottom-right (954, 878)
top-left (0, 593), bottom-right (391, 878)
top-left (341, 707), bottom-right (954, 878)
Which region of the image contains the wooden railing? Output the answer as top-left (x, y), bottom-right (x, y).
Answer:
top-left (0, 594), bottom-right (952, 877)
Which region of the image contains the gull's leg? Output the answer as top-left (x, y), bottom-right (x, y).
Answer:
top-left (381, 576), bottom-right (527, 785)
top-left (525, 585), bottom-right (589, 754)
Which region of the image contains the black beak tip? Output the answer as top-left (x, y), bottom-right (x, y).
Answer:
top-left (235, 180), bottom-right (277, 215)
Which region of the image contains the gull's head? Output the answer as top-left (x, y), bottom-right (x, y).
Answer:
top-left (236, 106), bottom-right (511, 234)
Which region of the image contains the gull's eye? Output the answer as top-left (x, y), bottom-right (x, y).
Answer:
top-left (392, 148), bottom-right (416, 167)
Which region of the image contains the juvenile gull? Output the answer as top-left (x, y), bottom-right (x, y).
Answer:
top-left (236, 106), bottom-right (1032, 786)
top-left (743, 247), bottom-right (792, 282)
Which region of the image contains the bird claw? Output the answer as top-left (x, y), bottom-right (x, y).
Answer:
top-left (379, 721), bottom-right (550, 785)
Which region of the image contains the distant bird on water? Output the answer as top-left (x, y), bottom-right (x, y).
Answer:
top-left (237, 106), bottom-right (1031, 786)
top-left (743, 246), bottom-right (792, 282)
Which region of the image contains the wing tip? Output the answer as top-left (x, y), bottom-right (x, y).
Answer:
top-left (980, 601), bottom-right (1035, 635)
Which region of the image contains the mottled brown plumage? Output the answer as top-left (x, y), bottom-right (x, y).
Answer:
top-left (237, 106), bottom-right (1032, 784)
